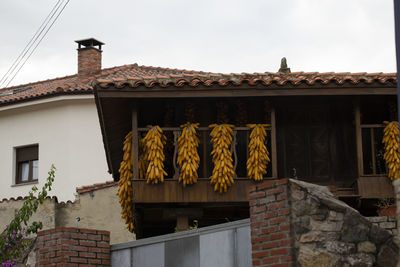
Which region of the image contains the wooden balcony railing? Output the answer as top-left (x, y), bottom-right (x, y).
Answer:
top-left (360, 124), bottom-right (386, 176)
top-left (135, 126), bottom-right (277, 181)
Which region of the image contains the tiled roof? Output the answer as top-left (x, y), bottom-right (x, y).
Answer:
top-left (0, 63), bottom-right (397, 106)
top-left (76, 180), bottom-right (118, 194)
top-left (0, 195), bottom-right (74, 205)
top-left (0, 181), bottom-right (118, 204)
top-left (0, 64), bottom-right (209, 106)
top-left (94, 72), bottom-right (397, 89)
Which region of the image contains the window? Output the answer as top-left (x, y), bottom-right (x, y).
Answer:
top-left (15, 145), bottom-right (38, 184)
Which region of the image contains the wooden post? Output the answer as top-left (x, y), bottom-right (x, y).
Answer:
top-left (176, 215), bottom-right (189, 232)
top-left (271, 108), bottom-right (278, 178)
top-left (354, 98), bottom-right (364, 176)
top-left (132, 104), bottom-right (139, 179)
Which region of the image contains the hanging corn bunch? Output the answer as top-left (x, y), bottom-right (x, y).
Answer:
top-left (117, 131), bottom-right (134, 232)
top-left (209, 124), bottom-right (235, 193)
top-left (138, 137), bottom-right (148, 179)
top-left (246, 124), bottom-right (271, 181)
top-left (177, 122), bottom-right (200, 186)
top-left (142, 126), bottom-right (167, 184)
top-left (383, 121), bottom-right (400, 180)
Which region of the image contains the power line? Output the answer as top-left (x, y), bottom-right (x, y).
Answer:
top-left (1, 0), bottom-right (70, 88)
top-left (0, 0), bottom-right (63, 87)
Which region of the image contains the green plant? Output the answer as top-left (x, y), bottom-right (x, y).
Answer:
top-left (189, 220), bottom-right (198, 230)
top-left (376, 197), bottom-right (395, 209)
top-left (0, 165), bottom-right (56, 265)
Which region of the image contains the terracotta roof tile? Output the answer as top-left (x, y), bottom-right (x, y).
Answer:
top-left (76, 180), bottom-right (118, 194)
top-left (0, 195), bottom-right (74, 205)
top-left (0, 63), bottom-right (397, 106)
top-left (93, 71), bottom-right (397, 89)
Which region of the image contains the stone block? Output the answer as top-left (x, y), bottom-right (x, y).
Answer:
top-left (292, 217), bottom-right (311, 234)
top-left (344, 253), bottom-right (375, 267)
top-left (325, 241), bottom-right (356, 254)
top-left (291, 188), bottom-right (305, 201)
top-left (310, 219), bottom-right (343, 232)
top-left (357, 241), bottom-right (376, 254)
top-left (366, 216), bottom-right (387, 223)
top-left (299, 231), bottom-right (325, 243)
top-left (341, 224), bottom-right (368, 243)
top-left (379, 222), bottom-right (396, 229)
top-left (377, 242), bottom-right (399, 267)
top-left (297, 246), bottom-right (340, 267)
top-left (328, 211), bottom-right (344, 221)
top-left (369, 224), bottom-right (391, 245)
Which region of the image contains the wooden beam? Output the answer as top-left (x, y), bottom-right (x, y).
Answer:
top-left (97, 87), bottom-right (397, 99)
top-left (271, 108), bottom-right (278, 178)
top-left (132, 179), bottom-right (254, 203)
top-left (370, 128), bottom-right (376, 175)
top-left (132, 104), bottom-right (139, 179)
top-left (354, 98), bottom-right (364, 176)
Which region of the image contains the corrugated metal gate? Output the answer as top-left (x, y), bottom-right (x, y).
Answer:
top-left (111, 219), bottom-right (251, 267)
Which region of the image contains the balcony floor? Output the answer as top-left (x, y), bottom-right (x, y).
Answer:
top-left (132, 178), bottom-right (256, 203)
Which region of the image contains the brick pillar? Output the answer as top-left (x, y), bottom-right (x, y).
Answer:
top-left (36, 227), bottom-right (110, 266)
top-left (78, 47), bottom-right (102, 76)
top-left (249, 178), bottom-right (295, 267)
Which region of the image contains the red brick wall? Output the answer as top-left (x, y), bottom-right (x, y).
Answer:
top-left (78, 47), bottom-right (102, 76)
top-left (36, 227), bottom-right (110, 266)
top-left (249, 178), bottom-right (295, 267)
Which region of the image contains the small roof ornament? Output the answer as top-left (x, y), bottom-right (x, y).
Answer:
top-left (278, 57), bottom-right (291, 73)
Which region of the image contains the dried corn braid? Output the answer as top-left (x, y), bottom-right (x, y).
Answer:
top-left (246, 124), bottom-right (271, 181)
top-left (209, 124), bottom-right (235, 193)
top-left (383, 121), bottom-right (400, 180)
top-left (117, 131), bottom-right (134, 232)
top-left (177, 122), bottom-right (200, 187)
top-left (143, 126), bottom-right (167, 184)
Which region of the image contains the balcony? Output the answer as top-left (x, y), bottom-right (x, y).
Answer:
top-left (132, 126), bottom-right (277, 203)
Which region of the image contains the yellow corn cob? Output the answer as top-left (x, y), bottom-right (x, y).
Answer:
top-left (209, 124), bottom-right (235, 193)
top-left (117, 131), bottom-right (134, 232)
top-left (246, 124), bottom-right (271, 181)
top-left (383, 121), bottom-right (400, 180)
top-left (142, 126), bottom-right (167, 184)
top-left (177, 122), bottom-right (200, 187)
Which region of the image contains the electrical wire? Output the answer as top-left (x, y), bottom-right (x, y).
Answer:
top-left (0, 0), bottom-right (63, 87)
top-left (1, 0), bottom-right (70, 88)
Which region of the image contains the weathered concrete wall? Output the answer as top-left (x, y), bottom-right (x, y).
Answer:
top-left (290, 179), bottom-right (400, 267)
top-left (56, 185), bottom-right (135, 244)
top-left (0, 185), bottom-right (135, 245)
top-left (0, 197), bottom-right (56, 233)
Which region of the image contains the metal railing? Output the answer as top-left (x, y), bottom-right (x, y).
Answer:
top-left (111, 219), bottom-right (251, 267)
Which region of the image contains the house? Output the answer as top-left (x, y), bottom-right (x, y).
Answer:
top-left (93, 63), bottom-right (397, 237)
top-left (0, 38), bottom-right (209, 201)
top-left (1, 37), bottom-right (397, 239)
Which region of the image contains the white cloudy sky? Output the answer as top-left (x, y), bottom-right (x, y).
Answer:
top-left (0, 0), bottom-right (396, 87)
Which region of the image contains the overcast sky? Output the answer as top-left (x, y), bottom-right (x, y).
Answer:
top-left (0, 0), bottom-right (396, 87)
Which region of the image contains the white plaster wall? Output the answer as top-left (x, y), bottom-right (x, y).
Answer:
top-left (0, 96), bottom-right (111, 201)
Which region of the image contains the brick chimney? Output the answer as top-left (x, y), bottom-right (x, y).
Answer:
top-left (75, 38), bottom-right (104, 76)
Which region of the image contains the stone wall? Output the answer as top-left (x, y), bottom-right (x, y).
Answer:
top-left (249, 178), bottom-right (400, 267)
top-left (366, 216), bottom-right (397, 235)
top-left (0, 184), bottom-right (135, 245)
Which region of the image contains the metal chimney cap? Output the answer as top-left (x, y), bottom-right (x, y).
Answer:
top-left (75, 38), bottom-right (104, 50)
